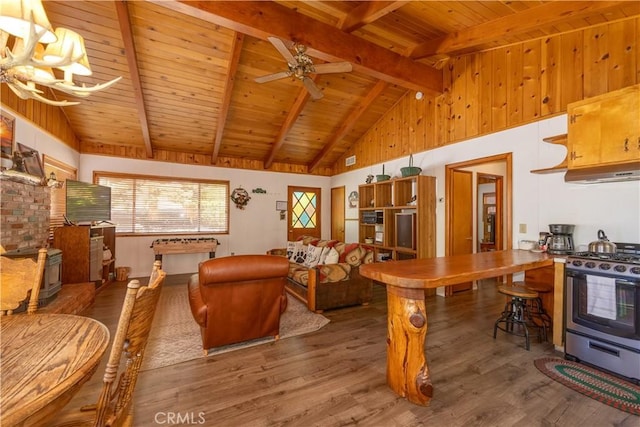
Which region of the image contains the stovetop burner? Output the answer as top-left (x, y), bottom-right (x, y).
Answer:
top-left (566, 242), bottom-right (640, 278)
top-left (570, 252), bottom-right (640, 264)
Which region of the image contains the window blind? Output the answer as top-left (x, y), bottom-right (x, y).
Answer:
top-left (96, 173), bottom-right (229, 234)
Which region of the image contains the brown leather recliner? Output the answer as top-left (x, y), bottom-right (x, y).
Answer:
top-left (188, 255), bottom-right (290, 352)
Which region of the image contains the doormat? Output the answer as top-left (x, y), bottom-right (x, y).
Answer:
top-left (534, 357), bottom-right (640, 415)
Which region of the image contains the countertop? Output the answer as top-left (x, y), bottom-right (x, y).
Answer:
top-left (359, 249), bottom-right (554, 289)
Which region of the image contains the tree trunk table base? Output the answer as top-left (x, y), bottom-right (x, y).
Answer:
top-left (360, 250), bottom-right (556, 406)
top-left (386, 286), bottom-right (432, 405)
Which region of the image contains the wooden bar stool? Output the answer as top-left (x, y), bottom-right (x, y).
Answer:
top-left (493, 283), bottom-right (546, 350)
top-left (524, 282), bottom-right (553, 341)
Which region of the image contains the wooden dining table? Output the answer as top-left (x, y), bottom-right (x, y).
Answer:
top-left (360, 249), bottom-right (557, 406)
top-left (0, 313), bottom-right (110, 426)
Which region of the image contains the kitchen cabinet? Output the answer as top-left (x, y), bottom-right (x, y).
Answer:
top-left (358, 175), bottom-right (435, 262)
top-left (567, 84), bottom-right (640, 168)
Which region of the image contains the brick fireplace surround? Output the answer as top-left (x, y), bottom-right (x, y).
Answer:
top-left (1, 176), bottom-right (95, 314)
top-left (0, 176), bottom-right (50, 251)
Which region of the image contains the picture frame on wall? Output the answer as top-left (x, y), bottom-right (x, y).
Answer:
top-left (17, 143), bottom-right (45, 179)
top-left (1, 112), bottom-right (15, 159)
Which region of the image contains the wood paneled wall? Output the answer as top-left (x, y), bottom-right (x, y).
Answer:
top-left (1, 86), bottom-right (80, 151)
top-left (333, 17), bottom-right (640, 175)
top-left (80, 141), bottom-right (333, 176)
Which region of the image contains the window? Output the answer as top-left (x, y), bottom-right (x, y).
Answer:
top-left (95, 172), bottom-right (229, 235)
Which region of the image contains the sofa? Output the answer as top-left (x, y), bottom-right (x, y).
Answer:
top-left (268, 236), bottom-right (374, 313)
top-left (187, 255), bottom-right (289, 353)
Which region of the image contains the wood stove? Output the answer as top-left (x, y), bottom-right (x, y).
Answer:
top-left (3, 248), bottom-right (62, 310)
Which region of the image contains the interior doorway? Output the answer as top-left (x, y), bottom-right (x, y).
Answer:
top-left (444, 153), bottom-right (512, 296)
top-left (477, 173), bottom-right (504, 253)
top-left (331, 186), bottom-right (345, 242)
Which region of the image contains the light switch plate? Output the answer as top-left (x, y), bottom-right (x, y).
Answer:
top-left (519, 224), bottom-right (527, 233)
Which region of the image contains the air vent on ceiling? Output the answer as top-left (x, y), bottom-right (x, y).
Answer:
top-left (345, 155), bottom-right (356, 167)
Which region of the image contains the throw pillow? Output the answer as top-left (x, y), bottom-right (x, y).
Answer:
top-left (289, 242), bottom-right (307, 264)
top-left (304, 245), bottom-right (324, 268)
top-left (286, 241), bottom-right (297, 259)
top-left (324, 247), bottom-right (339, 265)
top-left (318, 246), bottom-right (330, 265)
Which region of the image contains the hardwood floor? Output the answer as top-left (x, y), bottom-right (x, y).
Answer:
top-left (67, 276), bottom-right (638, 426)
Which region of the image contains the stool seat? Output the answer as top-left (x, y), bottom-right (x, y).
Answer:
top-left (497, 284), bottom-right (538, 299)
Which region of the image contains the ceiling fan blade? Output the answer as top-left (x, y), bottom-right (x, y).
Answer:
top-left (254, 71), bottom-right (292, 84)
top-left (303, 77), bottom-right (323, 100)
top-left (312, 62), bottom-right (353, 74)
top-left (267, 36), bottom-right (298, 66)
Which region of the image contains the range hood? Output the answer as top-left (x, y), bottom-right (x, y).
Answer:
top-left (564, 162), bottom-right (640, 184)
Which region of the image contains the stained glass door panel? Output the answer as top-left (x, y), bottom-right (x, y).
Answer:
top-left (288, 186), bottom-right (321, 241)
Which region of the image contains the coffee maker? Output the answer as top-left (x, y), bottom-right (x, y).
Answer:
top-left (545, 224), bottom-right (575, 254)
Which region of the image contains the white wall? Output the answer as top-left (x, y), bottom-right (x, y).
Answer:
top-left (5, 109), bottom-right (79, 170)
top-left (79, 155), bottom-right (331, 277)
top-left (331, 115), bottom-right (640, 255)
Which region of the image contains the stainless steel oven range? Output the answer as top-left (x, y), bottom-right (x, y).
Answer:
top-left (565, 242), bottom-right (640, 384)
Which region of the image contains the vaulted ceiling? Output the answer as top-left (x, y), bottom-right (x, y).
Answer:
top-left (20, 1), bottom-right (640, 174)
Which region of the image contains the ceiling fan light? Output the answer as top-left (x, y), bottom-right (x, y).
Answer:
top-left (0, 0), bottom-right (56, 43)
top-left (43, 27), bottom-right (92, 76)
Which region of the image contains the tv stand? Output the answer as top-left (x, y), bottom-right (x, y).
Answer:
top-left (53, 224), bottom-right (116, 288)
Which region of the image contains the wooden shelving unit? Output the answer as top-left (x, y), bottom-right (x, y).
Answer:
top-left (358, 175), bottom-right (436, 262)
top-left (53, 224), bottom-right (116, 288)
top-left (530, 134), bottom-right (568, 174)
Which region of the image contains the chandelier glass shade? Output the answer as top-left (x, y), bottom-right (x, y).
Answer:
top-left (0, 0), bottom-right (121, 106)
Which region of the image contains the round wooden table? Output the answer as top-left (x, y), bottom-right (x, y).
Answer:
top-left (0, 313), bottom-right (110, 426)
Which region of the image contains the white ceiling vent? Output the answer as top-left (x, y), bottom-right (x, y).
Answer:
top-left (345, 155), bottom-right (356, 167)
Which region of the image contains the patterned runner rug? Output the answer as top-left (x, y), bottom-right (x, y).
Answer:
top-left (141, 285), bottom-right (329, 371)
top-left (534, 357), bottom-right (640, 415)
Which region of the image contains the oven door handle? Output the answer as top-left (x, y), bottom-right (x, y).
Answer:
top-left (588, 341), bottom-right (621, 357)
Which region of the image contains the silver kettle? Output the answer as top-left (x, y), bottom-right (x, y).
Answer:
top-left (588, 230), bottom-right (617, 253)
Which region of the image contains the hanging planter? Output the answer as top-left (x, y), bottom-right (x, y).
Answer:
top-left (230, 187), bottom-right (251, 209)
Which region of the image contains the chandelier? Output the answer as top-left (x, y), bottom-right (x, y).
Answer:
top-left (0, 0), bottom-right (121, 106)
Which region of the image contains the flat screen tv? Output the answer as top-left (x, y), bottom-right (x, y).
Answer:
top-left (65, 180), bottom-right (111, 224)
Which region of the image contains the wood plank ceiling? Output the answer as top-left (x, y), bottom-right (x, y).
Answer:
top-left (29, 1), bottom-right (639, 175)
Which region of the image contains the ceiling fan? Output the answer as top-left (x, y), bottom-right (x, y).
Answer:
top-left (254, 37), bottom-right (353, 100)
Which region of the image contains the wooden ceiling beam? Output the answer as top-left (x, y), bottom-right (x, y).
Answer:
top-left (153, 0), bottom-right (442, 95)
top-left (308, 80), bottom-right (388, 173)
top-left (212, 32), bottom-right (244, 163)
top-left (410, 1), bottom-right (634, 59)
top-left (115, 0), bottom-right (153, 158)
top-left (263, 81), bottom-right (314, 169)
top-left (340, 1), bottom-right (410, 32)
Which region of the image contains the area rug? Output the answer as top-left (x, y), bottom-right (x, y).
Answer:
top-left (141, 286), bottom-right (329, 371)
top-left (534, 357), bottom-right (640, 415)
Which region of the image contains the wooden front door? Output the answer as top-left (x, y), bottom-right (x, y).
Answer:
top-left (447, 169), bottom-right (473, 295)
top-left (288, 186), bottom-right (321, 241)
top-left (331, 186), bottom-right (345, 242)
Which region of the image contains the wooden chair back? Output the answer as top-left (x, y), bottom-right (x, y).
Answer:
top-left (0, 248), bottom-right (47, 315)
top-left (93, 261), bottom-right (166, 426)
